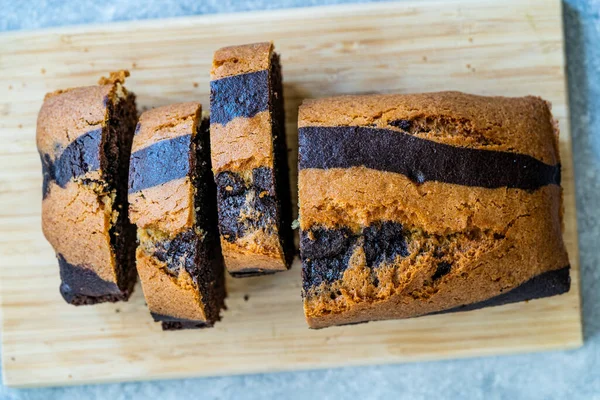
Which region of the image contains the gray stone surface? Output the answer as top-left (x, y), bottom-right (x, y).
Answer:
top-left (0, 0), bottom-right (598, 399)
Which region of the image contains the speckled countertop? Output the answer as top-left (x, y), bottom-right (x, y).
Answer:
top-left (0, 1), bottom-right (598, 399)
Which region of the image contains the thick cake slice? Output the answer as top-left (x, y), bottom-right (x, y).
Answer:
top-left (128, 102), bottom-right (226, 330)
top-left (298, 91), bottom-right (570, 329)
top-left (37, 71), bottom-right (138, 305)
top-left (210, 42), bottom-right (294, 277)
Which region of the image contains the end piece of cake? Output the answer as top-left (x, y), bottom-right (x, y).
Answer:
top-left (298, 91), bottom-right (570, 329)
top-left (37, 71), bottom-right (138, 305)
top-left (128, 102), bottom-right (226, 330)
top-left (210, 42), bottom-right (294, 277)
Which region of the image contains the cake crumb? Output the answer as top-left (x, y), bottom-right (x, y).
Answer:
top-left (18, 124), bottom-right (22, 128)
top-left (98, 70), bottom-right (129, 85)
top-left (41, 68), bottom-right (46, 74)
top-left (193, 82), bottom-right (199, 88)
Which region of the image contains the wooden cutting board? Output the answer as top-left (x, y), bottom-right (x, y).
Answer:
top-left (0, 0), bottom-right (582, 388)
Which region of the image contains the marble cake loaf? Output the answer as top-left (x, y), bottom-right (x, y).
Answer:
top-left (298, 91), bottom-right (570, 329)
top-left (128, 102), bottom-right (226, 330)
top-left (37, 71), bottom-right (138, 305)
top-left (210, 42), bottom-right (294, 277)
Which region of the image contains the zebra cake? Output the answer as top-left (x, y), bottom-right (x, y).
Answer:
top-left (37, 71), bottom-right (138, 305)
top-left (297, 91), bottom-right (570, 329)
top-left (210, 42), bottom-right (294, 277)
top-left (128, 102), bottom-right (226, 330)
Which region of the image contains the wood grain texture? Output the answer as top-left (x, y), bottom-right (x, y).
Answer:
top-left (0, 0), bottom-right (582, 388)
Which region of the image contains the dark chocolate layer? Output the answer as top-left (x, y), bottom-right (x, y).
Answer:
top-left (58, 254), bottom-right (131, 305)
top-left (437, 266), bottom-right (571, 314)
top-left (301, 226), bottom-right (358, 292)
top-left (301, 222), bottom-right (409, 292)
top-left (363, 222), bottom-right (409, 268)
top-left (40, 128), bottom-right (102, 197)
top-left (298, 126), bottom-right (560, 190)
top-left (210, 70), bottom-right (269, 126)
top-left (128, 134), bottom-right (191, 193)
top-left (150, 312), bottom-right (211, 330)
top-left (215, 168), bottom-right (278, 243)
top-left (152, 229), bottom-right (198, 277)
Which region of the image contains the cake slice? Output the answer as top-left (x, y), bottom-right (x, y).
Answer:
top-left (37, 71), bottom-right (138, 305)
top-left (209, 42), bottom-right (294, 277)
top-left (298, 91), bottom-right (570, 329)
top-left (129, 102), bottom-right (226, 330)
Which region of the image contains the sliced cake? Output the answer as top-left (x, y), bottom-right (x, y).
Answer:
top-left (37, 71), bottom-right (138, 305)
top-left (129, 102), bottom-right (226, 330)
top-left (210, 42), bottom-right (294, 277)
top-left (298, 91), bottom-right (570, 329)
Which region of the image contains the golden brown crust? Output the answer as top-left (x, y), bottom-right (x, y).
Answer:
top-left (299, 167), bottom-right (562, 235)
top-left (298, 92), bottom-right (559, 164)
top-left (42, 180), bottom-right (116, 283)
top-left (210, 111), bottom-right (274, 173)
top-left (211, 42), bottom-right (272, 79)
top-left (136, 249), bottom-right (207, 321)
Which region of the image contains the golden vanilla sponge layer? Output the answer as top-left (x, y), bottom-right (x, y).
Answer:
top-left (129, 177), bottom-right (194, 235)
top-left (37, 70), bottom-right (130, 158)
top-left (210, 111), bottom-right (274, 173)
top-left (299, 167), bottom-right (563, 235)
top-left (220, 228), bottom-right (288, 273)
top-left (136, 248), bottom-right (207, 322)
top-left (42, 180), bottom-right (117, 283)
top-left (37, 85), bottom-right (113, 156)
